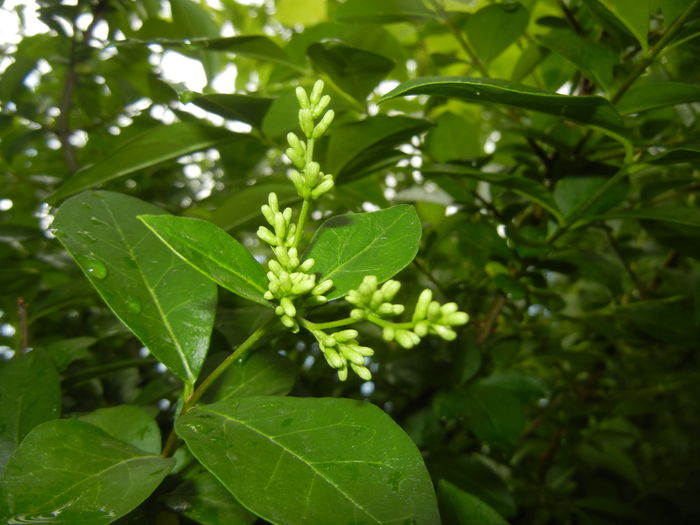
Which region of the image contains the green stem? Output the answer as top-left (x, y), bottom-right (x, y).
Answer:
top-left (294, 199), bottom-right (310, 249)
top-left (427, 0), bottom-right (489, 77)
top-left (366, 313), bottom-right (414, 330)
top-left (300, 317), bottom-right (356, 331)
top-left (574, 0), bottom-right (698, 153)
top-left (611, 0), bottom-right (699, 104)
top-left (161, 319), bottom-right (273, 458)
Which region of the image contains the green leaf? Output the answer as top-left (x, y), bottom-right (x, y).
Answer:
top-left (211, 182), bottom-right (300, 232)
top-left (49, 123), bottom-right (235, 203)
top-left (642, 148), bottom-right (700, 166)
top-left (424, 112), bottom-right (481, 162)
top-left (138, 214), bottom-right (269, 306)
top-left (176, 396), bottom-right (440, 525)
top-left (0, 419), bottom-right (174, 524)
top-left (438, 480), bottom-right (509, 525)
top-left (40, 337), bottom-right (95, 371)
top-left (379, 76), bottom-right (628, 136)
top-left (598, 0), bottom-right (651, 52)
top-left (464, 381), bottom-right (525, 448)
top-left (423, 163), bottom-right (564, 223)
top-left (163, 469), bottom-right (256, 525)
top-left (553, 176), bottom-right (628, 218)
top-left (307, 41), bottom-right (395, 102)
top-left (585, 206), bottom-right (700, 228)
top-left (466, 3), bottom-right (529, 64)
top-left (536, 23), bottom-right (618, 91)
top-left (206, 350), bottom-right (297, 401)
top-left (190, 94), bottom-right (274, 130)
top-left (77, 405), bottom-right (162, 454)
top-left (660, 0), bottom-right (690, 22)
top-left (52, 191), bottom-right (217, 383)
top-left (616, 82), bottom-right (700, 114)
top-left (333, 0), bottom-right (437, 23)
top-left (0, 350), bottom-right (60, 469)
top-left (275, 0), bottom-right (327, 26)
top-left (305, 205), bottom-right (422, 300)
top-left (326, 115), bottom-right (433, 181)
top-left (197, 35), bottom-right (292, 65)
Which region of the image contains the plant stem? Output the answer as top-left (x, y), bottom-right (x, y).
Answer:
top-left (161, 319), bottom-right (273, 458)
top-left (300, 317), bottom-right (356, 331)
top-left (574, 0), bottom-right (698, 153)
top-left (366, 313), bottom-right (414, 330)
top-left (427, 0), bottom-right (489, 77)
top-left (294, 199), bottom-right (310, 249)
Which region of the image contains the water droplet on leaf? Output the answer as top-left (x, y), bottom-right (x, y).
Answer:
top-left (79, 256), bottom-right (108, 279)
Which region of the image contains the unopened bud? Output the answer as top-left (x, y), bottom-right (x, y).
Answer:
top-left (413, 289), bottom-right (433, 322)
top-left (310, 178), bottom-right (334, 199)
top-left (312, 109), bottom-right (335, 138)
top-left (299, 108), bottom-right (314, 137)
top-left (295, 86), bottom-right (310, 109)
top-left (351, 363), bottom-right (372, 381)
top-left (312, 94), bottom-right (330, 119)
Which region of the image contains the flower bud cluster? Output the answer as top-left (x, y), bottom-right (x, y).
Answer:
top-left (286, 80), bottom-right (335, 200)
top-left (346, 275), bottom-right (404, 320)
top-left (345, 276), bottom-right (470, 350)
top-left (407, 288), bottom-right (469, 344)
top-left (312, 328), bottom-right (374, 381)
top-left (257, 192), bottom-right (333, 331)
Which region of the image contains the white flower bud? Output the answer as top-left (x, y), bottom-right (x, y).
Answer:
top-left (257, 226), bottom-right (277, 246)
top-left (380, 280), bottom-right (401, 300)
top-left (412, 289), bottom-right (432, 322)
top-left (351, 363), bottom-right (372, 381)
top-left (312, 109), bottom-right (335, 138)
top-left (310, 178), bottom-right (334, 199)
top-left (312, 279), bottom-right (333, 296)
top-left (382, 326), bottom-right (395, 341)
top-left (299, 108), bottom-right (314, 137)
top-left (281, 297), bottom-right (296, 318)
top-left (312, 94), bottom-right (330, 119)
top-left (310, 79), bottom-right (324, 106)
top-left (350, 308), bottom-right (366, 320)
top-left (295, 86), bottom-right (310, 109)
top-left (334, 329), bottom-right (358, 342)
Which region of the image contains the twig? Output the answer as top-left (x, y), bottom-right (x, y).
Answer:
top-left (476, 293), bottom-right (506, 343)
top-left (426, 0), bottom-right (489, 77)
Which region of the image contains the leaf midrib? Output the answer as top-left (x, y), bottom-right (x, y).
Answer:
top-left (200, 406), bottom-right (382, 523)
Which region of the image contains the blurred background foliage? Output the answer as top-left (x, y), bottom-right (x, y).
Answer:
top-left (1, 0), bottom-right (700, 523)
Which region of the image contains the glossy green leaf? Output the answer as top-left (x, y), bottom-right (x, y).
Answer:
top-left (190, 94), bottom-right (274, 130)
top-left (616, 82), bottom-right (700, 114)
top-left (379, 77), bottom-right (627, 136)
top-left (536, 24), bottom-right (618, 91)
top-left (466, 3), bottom-right (529, 64)
top-left (585, 206), bottom-right (700, 228)
top-left (598, 0), bottom-right (651, 51)
top-left (50, 123), bottom-right (235, 203)
top-left (53, 191), bottom-right (217, 383)
top-left (163, 469), bottom-right (256, 525)
top-left (423, 163), bottom-right (564, 223)
top-left (333, 0), bottom-right (437, 23)
top-left (0, 350), bottom-right (60, 469)
top-left (326, 115), bottom-right (432, 181)
top-left (176, 396), bottom-right (440, 525)
top-left (307, 41), bottom-right (395, 102)
top-left (77, 405), bottom-right (162, 454)
top-left (206, 349), bottom-right (297, 401)
top-left (212, 183), bottom-right (300, 232)
top-left (138, 214), bottom-right (269, 306)
top-left (305, 205), bottom-right (422, 300)
top-left (438, 480), bottom-right (509, 525)
top-left (0, 419), bottom-right (174, 524)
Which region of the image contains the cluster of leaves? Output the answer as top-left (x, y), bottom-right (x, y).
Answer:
top-left (2, 0), bottom-right (700, 524)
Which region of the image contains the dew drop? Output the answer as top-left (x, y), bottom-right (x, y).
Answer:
top-left (79, 256), bottom-right (108, 279)
top-left (77, 231), bottom-right (97, 243)
top-left (90, 216), bottom-right (109, 227)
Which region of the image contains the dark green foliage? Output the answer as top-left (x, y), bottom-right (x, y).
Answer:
top-left (1, 0), bottom-right (700, 524)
